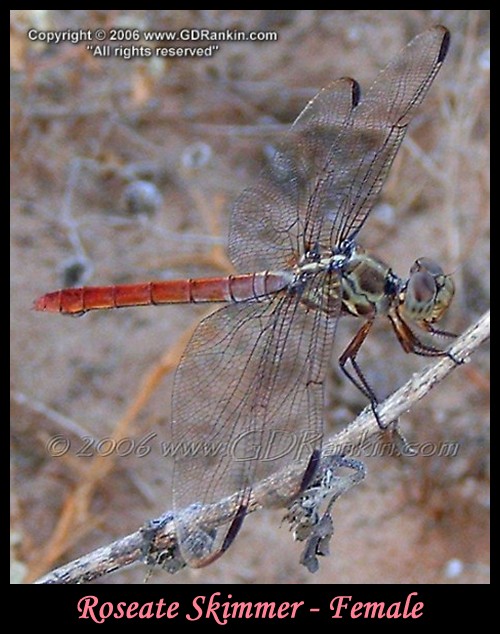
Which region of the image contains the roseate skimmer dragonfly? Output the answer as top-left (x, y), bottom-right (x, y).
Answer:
top-left (35, 26), bottom-right (455, 569)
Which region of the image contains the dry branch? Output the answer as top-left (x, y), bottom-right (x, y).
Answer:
top-left (35, 310), bottom-right (489, 584)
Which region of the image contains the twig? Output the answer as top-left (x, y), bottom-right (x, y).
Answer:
top-left (34, 310), bottom-right (489, 584)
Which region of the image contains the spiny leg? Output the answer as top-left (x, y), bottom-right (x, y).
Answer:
top-left (338, 319), bottom-right (415, 448)
top-left (421, 322), bottom-right (457, 339)
top-left (418, 320), bottom-right (463, 365)
top-left (389, 310), bottom-right (462, 365)
top-left (299, 448), bottom-right (322, 493)
top-left (187, 499), bottom-right (249, 569)
top-left (338, 319), bottom-right (388, 428)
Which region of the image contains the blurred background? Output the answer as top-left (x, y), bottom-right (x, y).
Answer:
top-left (11, 10), bottom-right (489, 584)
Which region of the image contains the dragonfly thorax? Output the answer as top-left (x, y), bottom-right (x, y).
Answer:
top-left (339, 247), bottom-right (402, 318)
top-left (291, 245), bottom-right (402, 318)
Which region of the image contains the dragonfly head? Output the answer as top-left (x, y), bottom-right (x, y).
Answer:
top-left (401, 258), bottom-right (455, 324)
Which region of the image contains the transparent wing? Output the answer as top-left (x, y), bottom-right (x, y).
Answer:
top-left (229, 25), bottom-right (450, 272)
top-left (316, 25), bottom-right (450, 247)
top-left (171, 272), bottom-right (340, 566)
top-left (229, 77), bottom-right (359, 272)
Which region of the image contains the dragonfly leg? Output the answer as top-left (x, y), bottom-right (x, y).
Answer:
top-left (338, 319), bottom-right (387, 428)
top-left (389, 310), bottom-right (462, 365)
top-left (421, 322), bottom-right (457, 339)
top-left (299, 448), bottom-right (322, 493)
top-left (187, 499), bottom-right (249, 569)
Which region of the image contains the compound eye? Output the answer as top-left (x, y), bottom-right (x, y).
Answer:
top-left (405, 270), bottom-right (437, 316)
top-left (403, 259), bottom-right (455, 323)
top-left (410, 257), bottom-right (444, 277)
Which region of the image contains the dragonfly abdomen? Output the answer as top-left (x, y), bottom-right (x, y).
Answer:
top-left (34, 272), bottom-right (292, 315)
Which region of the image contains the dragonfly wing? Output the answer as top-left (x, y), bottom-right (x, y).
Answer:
top-left (171, 272), bottom-right (340, 567)
top-left (322, 25), bottom-right (450, 246)
top-left (229, 26), bottom-right (449, 271)
top-left (229, 77), bottom-right (359, 272)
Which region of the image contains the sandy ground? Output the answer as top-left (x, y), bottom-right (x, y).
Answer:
top-left (11, 10), bottom-right (489, 584)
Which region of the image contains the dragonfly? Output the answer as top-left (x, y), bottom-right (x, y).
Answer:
top-left (35, 25), bottom-right (455, 569)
